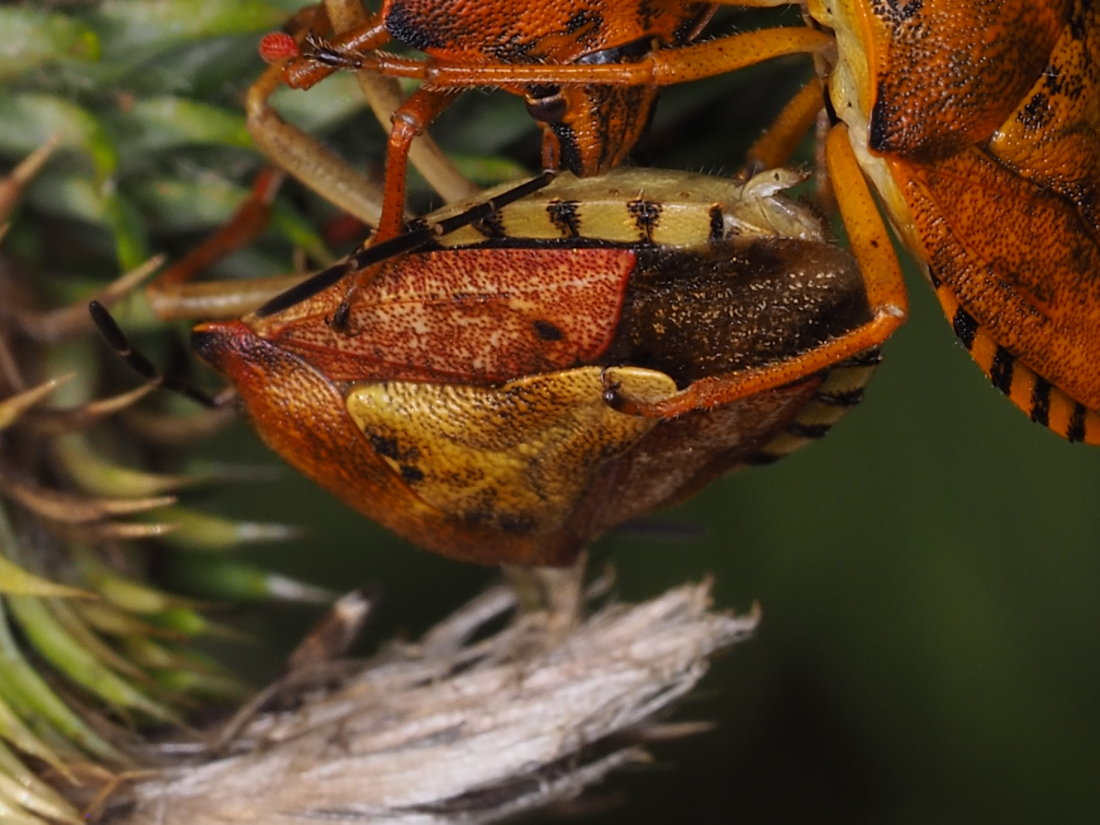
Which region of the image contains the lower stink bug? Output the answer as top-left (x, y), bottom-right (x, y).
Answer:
top-left (141, 167), bottom-right (894, 567)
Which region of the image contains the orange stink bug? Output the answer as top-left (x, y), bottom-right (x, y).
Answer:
top-left (804, 0), bottom-right (1100, 443)
top-left (103, 168), bottom-right (890, 568)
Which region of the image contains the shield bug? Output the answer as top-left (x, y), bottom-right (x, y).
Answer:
top-left (164, 167), bottom-right (891, 567)
top-left (804, 0), bottom-right (1100, 443)
top-left (276, 0), bottom-right (1100, 443)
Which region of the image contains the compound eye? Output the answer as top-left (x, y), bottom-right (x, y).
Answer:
top-left (525, 85), bottom-right (567, 123)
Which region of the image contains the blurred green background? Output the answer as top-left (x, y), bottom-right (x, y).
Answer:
top-left (3, 3), bottom-right (1098, 823)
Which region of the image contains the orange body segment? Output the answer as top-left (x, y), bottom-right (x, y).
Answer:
top-left (823, 0), bottom-right (1074, 159)
top-left (817, 0), bottom-right (1100, 439)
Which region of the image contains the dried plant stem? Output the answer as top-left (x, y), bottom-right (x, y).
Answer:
top-left (110, 581), bottom-right (755, 825)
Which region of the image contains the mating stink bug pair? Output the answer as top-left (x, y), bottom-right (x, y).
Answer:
top-left (105, 0), bottom-right (1098, 572)
top-left (263, 0), bottom-right (1100, 443)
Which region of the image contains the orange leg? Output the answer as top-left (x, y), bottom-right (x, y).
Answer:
top-left (606, 124), bottom-right (909, 419)
top-left (269, 11), bottom-right (460, 248)
top-left (277, 18), bottom-right (829, 268)
top-left (349, 80), bottom-right (478, 211)
top-left (303, 0), bottom-right (479, 210)
top-left (325, 87), bottom-right (458, 322)
top-left (246, 57), bottom-right (385, 226)
top-left (371, 87), bottom-right (460, 242)
top-left (282, 21), bottom-right (390, 90)
top-left (286, 3), bottom-right (478, 208)
top-left (291, 26), bottom-right (832, 90)
top-left (247, 2), bottom-right (474, 228)
top-left (745, 76), bottom-right (824, 171)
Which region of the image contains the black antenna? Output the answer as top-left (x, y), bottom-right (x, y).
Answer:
top-left (253, 171), bottom-right (555, 319)
top-left (88, 300), bottom-right (219, 407)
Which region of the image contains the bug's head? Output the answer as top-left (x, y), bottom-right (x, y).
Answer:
top-left (189, 320), bottom-right (286, 393)
top-left (190, 321), bottom-right (241, 374)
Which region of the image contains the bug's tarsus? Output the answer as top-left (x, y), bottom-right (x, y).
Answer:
top-left (89, 300), bottom-right (161, 382)
top-left (300, 32), bottom-right (350, 68)
top-left (89, 300), bottom-right (220, 408)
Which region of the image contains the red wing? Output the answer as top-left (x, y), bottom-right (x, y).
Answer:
top-left (258, 246), bottom-right (636, 384)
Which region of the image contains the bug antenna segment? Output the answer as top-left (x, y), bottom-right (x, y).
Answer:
top-left (89, 301), bottom-right (219, 408)
top-left (253, 172), bottom-right (556, 320)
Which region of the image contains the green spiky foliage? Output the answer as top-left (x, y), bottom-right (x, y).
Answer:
top-left (0, 3), bottom-right (354, 821)
top-left (0, 3), bottom-right (776, 822)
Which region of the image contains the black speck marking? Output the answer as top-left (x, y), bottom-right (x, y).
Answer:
top-left (847, 349), bottom-right (884, 368)
top-left (786, 422), bottom-right (831, 440)
top-left (1017, 92), bottom-right (1051, 131)
top-left (952, 307), bottom-right (978, 350)
top-left (627, 198), bottom-right (662, 242)
top-left (547, 199), bottom-right (581, 237)
top-left (707, 205), bottom-right (725, 243)
top-left (817, 387), bottom-right (865, 407)
top-left (551, 124), bottom-right (583, 176)
top-left (473, 209), bottom-right (506, 240)
top-left (400, 464), bottom-right (424, 483)
top-left (1067, 404), bottom-right (1087, 442)
top-left (868, 97), bottom-right (891, 151)
top-left (369, 434), bottom-right (400, 460)
top-left (533, 319), bottom-right (564, 341)
top-left (1069, 7), bottom-right (1087, 40)
top-left (989, 347), bottom-right (1015, 395)
top-left (1029, 377), bottom-right (1051, 426)
top-left (873, 0), bottom-right (924, 24)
